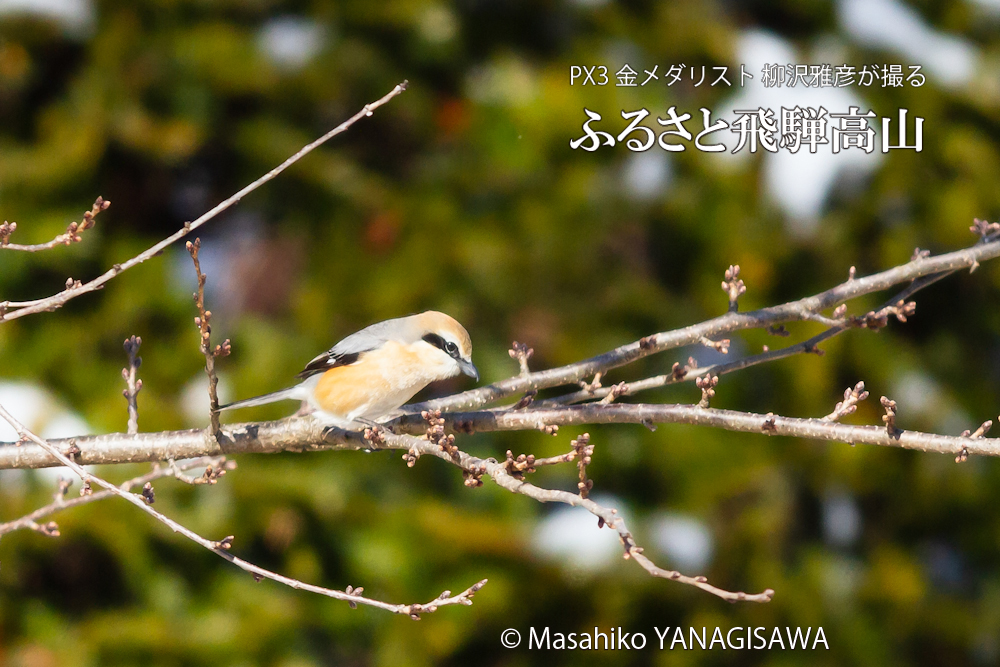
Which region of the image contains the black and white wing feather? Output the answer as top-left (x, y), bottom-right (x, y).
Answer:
top-left (294, 319), bottom-right (400, 379)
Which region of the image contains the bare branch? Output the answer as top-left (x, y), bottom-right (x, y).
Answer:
top-left (409, 234), bottom-right (1000, 414)
top-left (0, 197), bottom-right (109, 252)
top-left (0, 402), bottom-right (484, 617)
top-left (11, 394), bottom-right (1000, 470)
top-left (0, 82), bottom-right (407, 323)
top-left (375, 430), bottom-right (772, 603)
top-left (0, 457), bottom-right (228, 538)
top-left (186, 238), bottom-right (228, 434)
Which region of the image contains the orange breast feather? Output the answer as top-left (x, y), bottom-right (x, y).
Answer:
top-left (312, 341), bottom-right (434, 419)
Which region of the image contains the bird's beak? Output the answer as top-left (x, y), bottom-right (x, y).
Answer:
top-left (459, 359), bottom-right (479, 382)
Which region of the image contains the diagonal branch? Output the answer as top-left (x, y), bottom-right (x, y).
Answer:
top-left (0, 82), bottom-right (407, 322)
top-left (0, 456), bottom-right (227, 538)
top-left (409, 233), bottom-right (1000, 414)
top-left (374, 430), bottom-right (772, 603)
top-left (0, 401), bottom-right (485, 617)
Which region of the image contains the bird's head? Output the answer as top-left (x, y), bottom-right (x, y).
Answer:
top-left (413, 311), bottom-right (478, 382)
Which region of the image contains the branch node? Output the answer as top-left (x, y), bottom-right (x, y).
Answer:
top-left (508, 341), bottom-right (534, 376)
top-left (503, 450), bottom-right (537, 478)
top-left (579, 372), bottom-right (603, 394)
top-left (599, 382), bottom-right (629, 405)
top-left (960, 420), bottom-right (992, 439)
top-left (122, 335), bottom-right (142, 434)
top-left (421, 410), bottom-right (459, 458)
top-left (462, 463), bottom-right (486, 488)
top-left (851, 300), bottom-right (916, 332)
top-left (363, 426), bottom-right (386, 448)
top-left (722, 264), bottom-right (746, 312)
top-left (761, 413), bottom-right (777, 434)
top-left (766, 324), bottom-right (790, 337)
top-left (37, 521), bottom-right (60, 537)
top-left (512, 390), bottom-right (537, 410)
top-left (971, 218), bottom-right (1000, 238)
top-left (141, 482), bottom-right (155, 505)
top-left (700, 336), bottom-right (730, 354)
top-left (671, 357), bottom-right (697, 381)
top-left (696, 374), bottom-right (718, 408)
top-left (881, 396), bottom-right (902, 439)
top-left (573, 433), bottom-right (595, 498)
top-left (0, 220), bottom-right (16, 245)
top-left (823, 381), bottom-right (869, 421)
top-left (55, 476), bottom-right (72, 500)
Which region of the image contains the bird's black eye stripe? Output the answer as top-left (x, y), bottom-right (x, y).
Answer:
top-left (423, 333), bottom-right (461, 358)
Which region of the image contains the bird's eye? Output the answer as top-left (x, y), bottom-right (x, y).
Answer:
top-left (445, 341), bottom-right (458, 355)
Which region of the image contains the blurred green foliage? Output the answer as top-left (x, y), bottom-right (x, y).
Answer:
top-left (2, 1), bottom-right (1000, 665)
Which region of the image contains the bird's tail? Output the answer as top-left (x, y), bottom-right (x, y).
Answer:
top-left (218, 387), bottom-right (301, 412)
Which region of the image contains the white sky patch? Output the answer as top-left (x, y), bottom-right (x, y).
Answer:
top-left (0, 381), bottom-right (92, 442)
top-left (718, 30), bottom-right (884, 235)
top-left (838, 0), bottom-right (978, 87)
top-left (532, 494), bottom-right (627, 573)
top-left (892, 368), bottom-right (944, 416)
top-left (891, 368), bottom-right (972, 434)
top-left (0, 381), bottom-right (94, 484)
top-left (257, 16), bottom-right (326, 70)
top-left (969, 0), bottom-right (1000, 13)
top-left (622, 151), bottom-right (673, 201)
top-left (0, 0), bottom-right (93, 34)
top-left (822, 488), bottom-right (862, 548)
top-left (181, 373), bottom-right (232, 427)
top-left (649, 512), bottom-right (714, 572)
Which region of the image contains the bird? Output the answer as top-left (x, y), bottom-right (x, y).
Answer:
top-left (219, 311), bottom-right (478, 427)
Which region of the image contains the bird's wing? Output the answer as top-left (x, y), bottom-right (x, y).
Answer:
top-left (294, 320), bottom-right (398, 380)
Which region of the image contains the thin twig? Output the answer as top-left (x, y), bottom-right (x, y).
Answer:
top-left (122, 336), bottom-right (142, 434)
top-left (0, 402), bottom-right (484, 617)
top-left (409, 233), bottom-right (1000, 414)
top-left (0, 198), bottom-right (109, 252)
top-left (0, 82), bottom-right (407, 322)
top-left (377, 430), bottom-right (772, 603)
top-left (538, 256), bottom-right (976, 408)
top-left (0, 456), bottom-right (226, 538)
top-left (186, 239), bottom-right (229, 434)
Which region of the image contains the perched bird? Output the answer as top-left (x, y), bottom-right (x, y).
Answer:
top-left (219, 311), bottom-right (478, 427)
